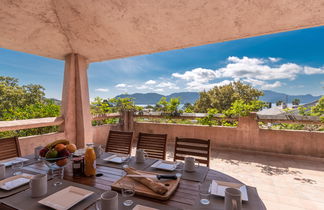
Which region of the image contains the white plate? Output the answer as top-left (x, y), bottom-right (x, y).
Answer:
top-left (0, 173), bottom-right (33, 191)
top-left (0, 157), bottom-right (29, 167)
top-left (211, 180), bottom-right (249, 201)
top-left (103, 154), bottom-right (130, 164)
top-left (38, 186), bottom-right (94, 210)
top-left (150, 160), bottom-right (179, 171)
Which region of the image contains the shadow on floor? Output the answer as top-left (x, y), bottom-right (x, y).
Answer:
top-left (210, 149), bottom-right (321, 184)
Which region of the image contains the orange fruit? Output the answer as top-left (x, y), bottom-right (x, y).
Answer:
top-left (54, 143), bottom-right (66, 152)
top-left (66, 144), bottom-right (77, 153)
top-left (56, 158), bottom-right (68, 167)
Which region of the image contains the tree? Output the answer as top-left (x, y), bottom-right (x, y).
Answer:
top-left (0, 76), bottom-right (60, 138)
top-left (276, 100), bottom-right (283, 106)
top-left (90, 97), bottom-right (140, 115)
top-left (183, 103), bottom-right (194, 113)
top-left (0, 76), bottom-right (53, 119)
top-left (311, 96), bottom-right (324, 116)
top-left (297, 96), bottom-right (323, 123)
top-left (194, 81), bottom-right (263, 113)
top-left (292, 98), bottom-right (300, 106)
top-left (224, 99), bottom-right (265, 117)
top-left (155, 97), bottom-right (181, 115)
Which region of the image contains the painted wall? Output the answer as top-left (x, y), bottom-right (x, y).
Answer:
top-left (132, 115), bottom-right (324, 158)
top-left (18, 132), bottom-right (65, 156)
top-left (18, 115), bottom-right (324, 158)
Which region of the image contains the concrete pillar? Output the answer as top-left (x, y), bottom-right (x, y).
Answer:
top-left (120, 110), bottom-right (135, 131)
top-left (121, 110), bottom-right (128, 131)
top-left (61, 53), bottom-right (93, 148)
top-left (128, 110), bottom-right (134, 131)
top-left (237, 112), bottom-right (260, 149)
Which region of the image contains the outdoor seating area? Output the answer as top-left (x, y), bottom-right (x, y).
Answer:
top-left (0, 133), bottom-right (266, 210)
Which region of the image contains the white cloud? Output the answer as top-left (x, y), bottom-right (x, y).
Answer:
top-left (155, 88), bottom-right (164, 92)
top-left (116, 83), bottom-right (126, 88)
top-left (269, 57), bottom-right (281, 62)
top-left (304, 66), bottom-right (324, 75)
top-left (186, 80), bottom-right (232, 91)
top-left (320, 81), bottom-right (324, 85)
top-left (243, 78), bottom-right (282, 89)
top-left (136, 85), bottom-right (149, 90)
top-left (171, 56), bottom-right (324, 91)
top-left (172, 68), bottom-right (220, 82)
top-left (95, 88), bottom-right (109, 92)
top-left (219, 57), bottom-right (302, 80)
top-left (261, 81), bottom-right (282, 89)
top-left (156, 82), bottom-right (179, 89)
top-left (115, 83), bottom-right (132, 88)
top-left (145, 80), bottom-right (157, 85)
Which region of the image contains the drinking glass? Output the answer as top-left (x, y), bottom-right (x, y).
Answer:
top-left (121, 183), bottom-right (135, 206)
top-left (12, 161), bottom-right (23, 175)
top-left (51, 167), bottom-right (64, 186)
top-left (199, 181), bottom-right (211, 205)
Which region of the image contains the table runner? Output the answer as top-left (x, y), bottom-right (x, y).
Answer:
top-left (144, 163), bottom-right (209, 182)
top-left (96, 153), bottom-right (158, 170)
top-left (0, 179), bottom-right (105, 210)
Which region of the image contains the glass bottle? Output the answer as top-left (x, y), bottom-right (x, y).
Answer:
top-left (84, 144), bottom-right (96, 176)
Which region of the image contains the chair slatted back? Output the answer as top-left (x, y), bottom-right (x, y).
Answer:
top-left (137, 132), bottom-right (167, 160)
top-left (174, 137), bottom-right (211, 167)
top-left (0, 136), bottom-right (21, 161)
top-left (105, 130), bottom-right (133, 155)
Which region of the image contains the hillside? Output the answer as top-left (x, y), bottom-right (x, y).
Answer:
top-left (260, 90), bottom-right (321, 103)
top-left (115, 92), bottom-right (198, 104)
top-left (115, 91), bottom-right (322, 105)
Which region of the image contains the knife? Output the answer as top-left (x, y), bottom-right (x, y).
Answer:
top-left (126, 174), bottom-right (179, 180)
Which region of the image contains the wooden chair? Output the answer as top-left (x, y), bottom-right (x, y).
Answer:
top-left (137, 132), bottom-right (167, 160)
top-left (0, 136), bottom-right (21, 161)
top-left (174, 137), bottom-right (211, 167)
top-left (105, 130), bottom-right (133, 155)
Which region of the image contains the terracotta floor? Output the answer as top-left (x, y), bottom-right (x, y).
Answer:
top-left (204, 149), bottom-right (324, 210)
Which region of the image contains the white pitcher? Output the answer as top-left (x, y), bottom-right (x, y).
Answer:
top-left (135, 149), bottom-right (148, 163)
top-left (94, 144), bottom-right (104, 159)
top-left (184, 156), bottom-right (199, 172)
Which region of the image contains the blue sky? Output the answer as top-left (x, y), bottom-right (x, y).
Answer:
top-left (1, 26), bottom-right (324, 100)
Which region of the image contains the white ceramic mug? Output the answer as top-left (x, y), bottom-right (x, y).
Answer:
top-left (94, 144), bottom-right (104, 159)
top-left (184, 157), bottom-right (199, 172)
top-left (135, 149), bottom-right (148, 163)
top-left (30, 174), bottom-right (47, 197)
top-left (225, 188), bottom-right (242, 210)
top-left (0, 164), bottom-right (5, 180)
top-left (96, 191), bottom-right (118, 210)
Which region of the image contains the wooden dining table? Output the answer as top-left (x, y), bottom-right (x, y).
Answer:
top-left (0, 154), bottom-right (266, 210)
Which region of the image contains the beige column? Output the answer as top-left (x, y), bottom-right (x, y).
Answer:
top-left (61, 53), bottom-right (93, 148)
top-left (237, 112), bottom-right (260, 149)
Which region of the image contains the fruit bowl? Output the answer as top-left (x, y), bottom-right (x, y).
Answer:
top-left (42, 155), bottom-right (72, 186)
top-left (38, 140), bottom-right (77, 186)
top-left (42, 155), bottom-right (72, 167)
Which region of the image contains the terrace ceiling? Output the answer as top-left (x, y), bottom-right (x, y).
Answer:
top-left (1, 0), bottom-right (324, 63)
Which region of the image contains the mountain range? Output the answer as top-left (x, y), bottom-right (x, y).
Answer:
top-left (115, 90), bottom-right (322, 105)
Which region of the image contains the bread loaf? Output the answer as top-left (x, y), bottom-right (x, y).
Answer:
top-left (124, 167), bottom-right (168, 195)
